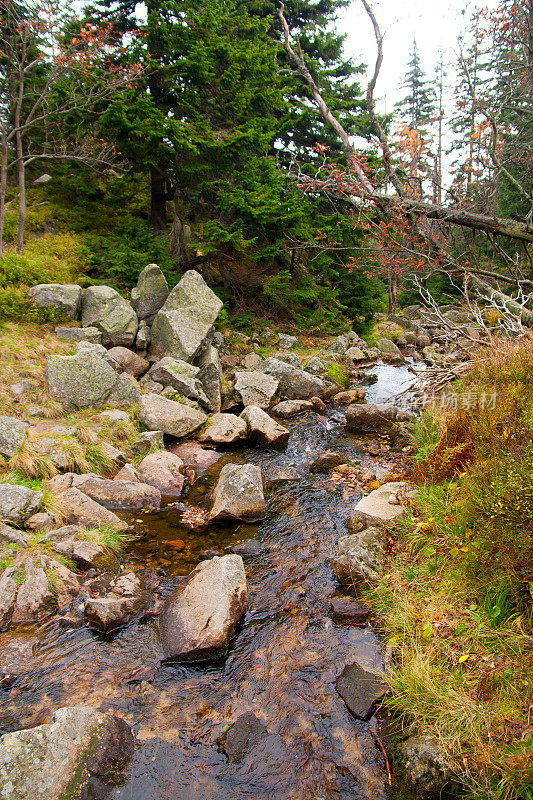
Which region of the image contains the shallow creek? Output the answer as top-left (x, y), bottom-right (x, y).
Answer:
top-left (0, 362), bottom-right (421, 800)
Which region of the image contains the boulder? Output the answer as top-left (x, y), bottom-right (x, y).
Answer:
top-left (272, 399), bottom-right (313, 418)
top-left (234, 370), bottom-right (279, 409)
top-left (328, 335), bottom-right (350, 354)
top-left (53, 539), bottom-right (119, 572)
top-left (0, 706), bottom-right (134, 800)
top-left (81, 285), bottom-right (138, 347)
top-left (208, 463), bottom-right (265, 523)
top-left (345, 403), bottom-right (397, 431)
top-left (336, 662), bottom-right (388, 720)
top-left (333, 388), bottom-right (365, 405)
top-left (331, 528), bottom-right (384, 585)
top-left (57, 487), bottom-right (128, 531)
top-left (113, 463), bottom-right (140, 482)
top-left (104, 373), bottom-right (142, 408)
top-left (241, 406), bottom-right (289, 446)
top-left (11, 558), bottom-right (54, 623)
top-left (309, 451), bottom-right (348, 473)
top-left (72, 475), bottom-right (161, 510)
top-left (196, 345), bottom-right (222, 413)
top-left (345, 346), bottom-right (366, 362)
top-left (27, 284), bottom-right (82, 319)
top-left (106, 347), bottom-right (149, 377)
top-left (241, 352), bottom-right (262, 370)
top-left (261, 358), bottom-right (324, 400)
top-left (54, 326), bottom-right (102, 344)
top-left (0, 567), bottom-right (18, 625)
top-left (376, 337), bottom-right (403, 361)
top-left (329, 596), bottom-right (372, 625)
top-left (159, 554), bottom-right (247, 660)
top-left (39, 554), bottom-right (81, 610)
top-left (351, 481), bottom-right (412, 528)
top-left (139, 393), bottom-right (207, 438)
top-left (75, 340), bottom-right (116, 365)
top-left (399, 735), bottom-right (453, 797)
top-left (84, 572), bottom-right (147, 630)
top-left (150, 270), bottom-right (223, 362)
top-left (275, 352), bottom-right (302, 369)
top-left (171, 441), bottom-right (222, 474)
top-left (135, 320), bottom-right (151, 350)
top-left (46, 350), bottom-right (118, 409)
top-left (148, 357), bottom-right (209, 406)
top-left (198, 413), bottom-right (247, 445)
top-left (0, 522), bottom-right (27, 547)
top-left (304, 356), bottom-right (327, 376)
top-left (137, 451), bottom-right (185, 495)
top-left (0, 417), bottom-right (28, 458)
top-left (277, 333), bottom-right (297, 349)
top-left (130, 263), bottom-right (169, 319)
top-left (0, 484), bottom-right (43, 525)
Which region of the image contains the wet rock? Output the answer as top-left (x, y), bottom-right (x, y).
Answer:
top-left (198, 413), bottom-right (247, 445)
top-left (329, 596), bottom-right (372, 625)
top-left (0, 567), bottom-right (18, 625)
top-left (333, 388), bottom-right (365, 405)
top-left (54, 325), bottom-right (102, 344)
top-left (389, 422), bottom-right (414, 449)
top-left (159, 554), bottom-right (247, 661)
top-left (139, 393), bottom-right (207, 438)
top-left (0, 705), bottom-right (134, 800)
top-left (39, 555), bottom-right (81, 610)
top-left (11, 558), bottom-right (54, 623)
top-left (73, 475), bottom-right (161, 510)
top-left (399, 734), bottom-right (453, 797)
top-left (131, 430), bottom-right (164, 456)
top-left (336, 662), bottom-right (388, 720)
top-left (84, 572), bottom-right (147, 630)
top-left (241, 405), bottom-right (289, 446)
top-left (331, 528), bottom-right (384, 585)
top-left (57, 487), bottom-right (128, 531)
top-left (198, 549), bottom-right (224, 561)
top-left (309, 451), bottom-right (348, 473)
top-left (351, 481), bottom-right (413, 528)
top-left (58, 612), bottom-right (85, 629)
top-left (113, 464), bottom-right (140, 482)
top-left (218, 712), bottom-right (267, 761)
top-left (27, 284), bottom-right (82, 319)
top-left (310, 395), bottom-right (328, 413)
top-left (0, 637), bottom-right (39, 678)
top-left (345, 403), bottom-right (397, 431)
top-left (272, 399), bottom-right (313, 418)
top-left (208, 463), bottom-right (265, 523)
top-left (277, 333), bottom-right (297, 349)
top-left (131, 263), bottom-right (169, 320)
top-left (304, 356), bottom-right (327, 375)
top-left (46, 350), bottom-right (118, 409)
top-left (137, 451), bottom-right (185, 496)
top-left (0, 417), bottom-right (28, 458)
top-left (106, 346), bottom-right (149, 378)
top-left (150, 270), bottom-right (223, 362)
top-left (228, 539), bottom-right (263, 558)
top-left (81, 285), bottom-right (138, 348)
top-left (261, 357), bottom-right (325, 400)
top-left (0, 484), bottom-right (43, 525)
top-left (233, 370), bottom-right (279, 409)
top-left (0, 523), bottom-right (27, 547)
top-left (171, 441), bottom-right (222, 474)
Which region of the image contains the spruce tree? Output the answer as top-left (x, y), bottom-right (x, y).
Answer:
top-left (395, 40), bottom-right (436, 131)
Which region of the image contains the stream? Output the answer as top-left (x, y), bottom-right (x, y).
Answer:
top-left (0, 362), bottom-right (421, 800)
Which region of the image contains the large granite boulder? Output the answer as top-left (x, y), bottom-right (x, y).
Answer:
top-left (150, 270), bottom-right (223, 362)
top-left (81, 285), bottom-right (138, 347)
top-left (0, 706), bottom-right (134, 800)
top-left (241, 405), bottom-right (289, 446)
top-left (345, 403), bottom-right (397, 431)
top-left (139, 393), bottom-right (207, 438)
top-left (46, 350), bottom-right (118, 409)
top-left (196, 345), bottom-right (222, 412)
top-left (137, 451), bottom-right (185, 495)
top-left (0, 417), bottom-right (28, 458)
top-left (27, 284), bottom-right (82, 319)
top-left (351, 481), bottom-right (412, 528)
top-left (54, 326), bottom-right (102, 344)
top-left (376, 337), bottom-right (403, 361)
top-left (233, 371), bottom-right (279, 409)
top-left (304, 356), bottom-right (327, 376)
top-left (198, 413), bottom-right (247, 445)
top-left (148, 357), bottom-right (209, 406)
top-left (72, 475), bottom-right (161, 510)
top-left (106, 347), bottom-right (149, 378)
top-left (57, 487), bottom-right (128, 531)
top-left (159, 554), bottom-right (247, 660)
top-left (130, 263), bottom-right (169, 319)
top-left (208, 463), bottom-right (265, 522)
top-left (331, 528), bottom-right (384, 585)
top-left (261, 358), bottom-right (324, 400)
top-left (0, 484), bottom-right (43, 525)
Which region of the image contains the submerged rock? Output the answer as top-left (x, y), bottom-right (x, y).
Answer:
top-left (208, 463), bottom-right (265, 523)
top-left (84, 573), bottom-right (147, 630)
top-left (309, 451), bottom-right (348, 473)
top-left (159, 554), bottom-right (247, 661)
top-left (329, 596), bottom-right (372, 625)
top-left (0, 705), bottom-right (134, 800)
top-left (336, 662), bottom-right (388, 720)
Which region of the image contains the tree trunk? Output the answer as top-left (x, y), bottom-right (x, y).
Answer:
top-left (150, 167), bottom-right (168, 233)
top-left (15, 129), bottom-right (25, 254)
top-left (468, 273), bottom-right (533, 327)
top-left (0, 129), bottom-right (8, 255)
top-left (388, 271), bottom-right (398, 314)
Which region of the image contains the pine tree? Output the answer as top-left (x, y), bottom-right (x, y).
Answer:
top-left (395, 40), bottom-right (436, 131)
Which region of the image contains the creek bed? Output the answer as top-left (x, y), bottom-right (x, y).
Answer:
top-left (0, 362), bottom-right (420, 800)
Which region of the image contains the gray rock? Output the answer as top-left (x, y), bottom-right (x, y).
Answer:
top-left (53, 539), bottom-right (118, 572)
top-left (96, 409), bottom-right (131, 424)
top-left (336, 662), bottom-right (388, 720)
top-left (159, 554), bottom-right (247, 660)
top-left (199, 413), bottom-right (247, 445)
top-left (84, 573), bottom-right (147, 630)
top-left (57, 487), bottom-right (128, 531)
top-left (104, 373), bottom-right (142, 408)
top-left (261, 358), bottom-right (324, 400)
top-left (241, 352), bottom-right (262, 370)
top-left (11, 557), bottom-right (54, 623)
top-left (42, 524), bottom-right (82, 542)
top-left (196, 345), bottom-right (222, 412)
top-left (148, 357), bottom-right (209, 406)
top-left (351, 481), bottom-right (412, 528)
top-left (376, 337), bottom-right (403, 360)
top-left (0, 523), bottom-right (28, 547)
top-left (304, 356), bottom-right (327, 376)
top-left (139, 393), bottom-right (207, 438)
top-left (25, 511), bottom-right (55, 532)
top-left (113, 464), bottom-right (140, 482)
top-left (327, 335), bottom-right (350, 354)
top-left (277, 333), bottom-right (297, 349)
top-left (137, 451), bottom-right (185, 496)
top-left (150, 270), bottom-right (223, 362)
top-left (346, 346), bottom-right (366, 362)
top-left (241, 405), bottom-right (289, 446)
top-left (9, 380), bottom-right (32, 398)
top-left (81, 285), bottom-right (138, 347)
top-left (0, 484), bottom-right (43, 525)
top-left (131, 430), bottom-right (164, 456)
top-left (39, 554), bottom-right (81, 610)
top-left (0, 417), bottom-right (28, 458)
top-left (135, 320), bottom-right (151, 350)
top-left (0, 705), bottom-right (134, 800)
top-left (54, 326), bottom-right (102, 344)
top-left (171, 441), bottom-right (222, 474)
top-left (0, 567), bottom-right (18, 625)
top-left (345, 403), bottom-right (397, 431)
top-left (99, 443), bottom-right (127, 469)
top-left (131, 263), bottom-right (169, 319)
top-left (46, 350), bottom-right (118, 409)
top-left (107, 347), bottom-right (149, 377)
top-left (275, 352), bottom-right (302, 369)
top-left (27, 284), bottom-right (81, 319)
top-left (399, 735), bottom-right (453, 796)
top-left (273, 399), bottom-right (313, 418)
top-left (33, 172), bottom-right (52, 184)
top-left (234, 370), bottom-right (279, 409)
top-left (309, 451), bottom-right (348, 473)
top-left (72, 475), bottom-right (161, 510)
top-left (208, 463), bottom-right (265, 523)
top-left (228, 538), bottom-right (264, 557)
top-left (331, 528), bottom-right (384, 585)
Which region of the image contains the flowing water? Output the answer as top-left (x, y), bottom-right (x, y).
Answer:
top-left (0, 362), bottom-right (421, 800)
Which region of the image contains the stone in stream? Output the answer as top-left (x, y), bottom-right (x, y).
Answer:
top-left (0, 567), bottom-right (18, 625)
top-left (233, 370), bottom-right (279, 409)
top-left (345, 403), bottom-right (397, 431)
top-left (84, 572), bottom-right (147, 630)
top-left (208, 463), bottom-right (265, 523)
top-left (240, 405), bottom-right (289, 446)
top-left (228, 538), bottom-right (264, 558)
top-left (52, 538), bottom-right (119, 572)
top-left (0, 417), bottom-right (28, 458)
top-left (333, 388), bottom-right (365, 405)
top-left (139, 393), bottom-right (207, 438)
top-left (130, 263), bottom-right (169, 320)
top-left (0, 706), bottom-right (134, 800)
top-left (272, 399), bottom-right (313, 418)
top-left (336, 662), bottom-right (388, 720)
top-left (351, 481), bottom-right (413, 528)
top-left (329, 596), bottom-right (372, 625)
top-left (218, 712), bottom-right (267, 761)
top-left (376, 337), bottom-right (404, 362)
top-left (137, 451), bottom-right (185, 496)
top-left (198, 413), bottom-right (247, 445)
top-left (0, 484), bottom-right (43, 525)
top-left (309, 451), bottom-right (349, 473)
top-left (0, 637), bottom-right (39, 680)
top-left (171, 441), bottom-right (222, 474)
top-left (70, 475), bottom-right (161, 510)
top-left (27, 284), bottom-right (82, 319)
top-left (158, 554), bottom-right (247, 661)
top-left (11, 558), bottom-right (54, 623)
top-left (81, 285), bottom-right (138, 347)
top-left (331, 528), bottom-right (384, 586)
top-left (261, 357), bottom-right (325, 400)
